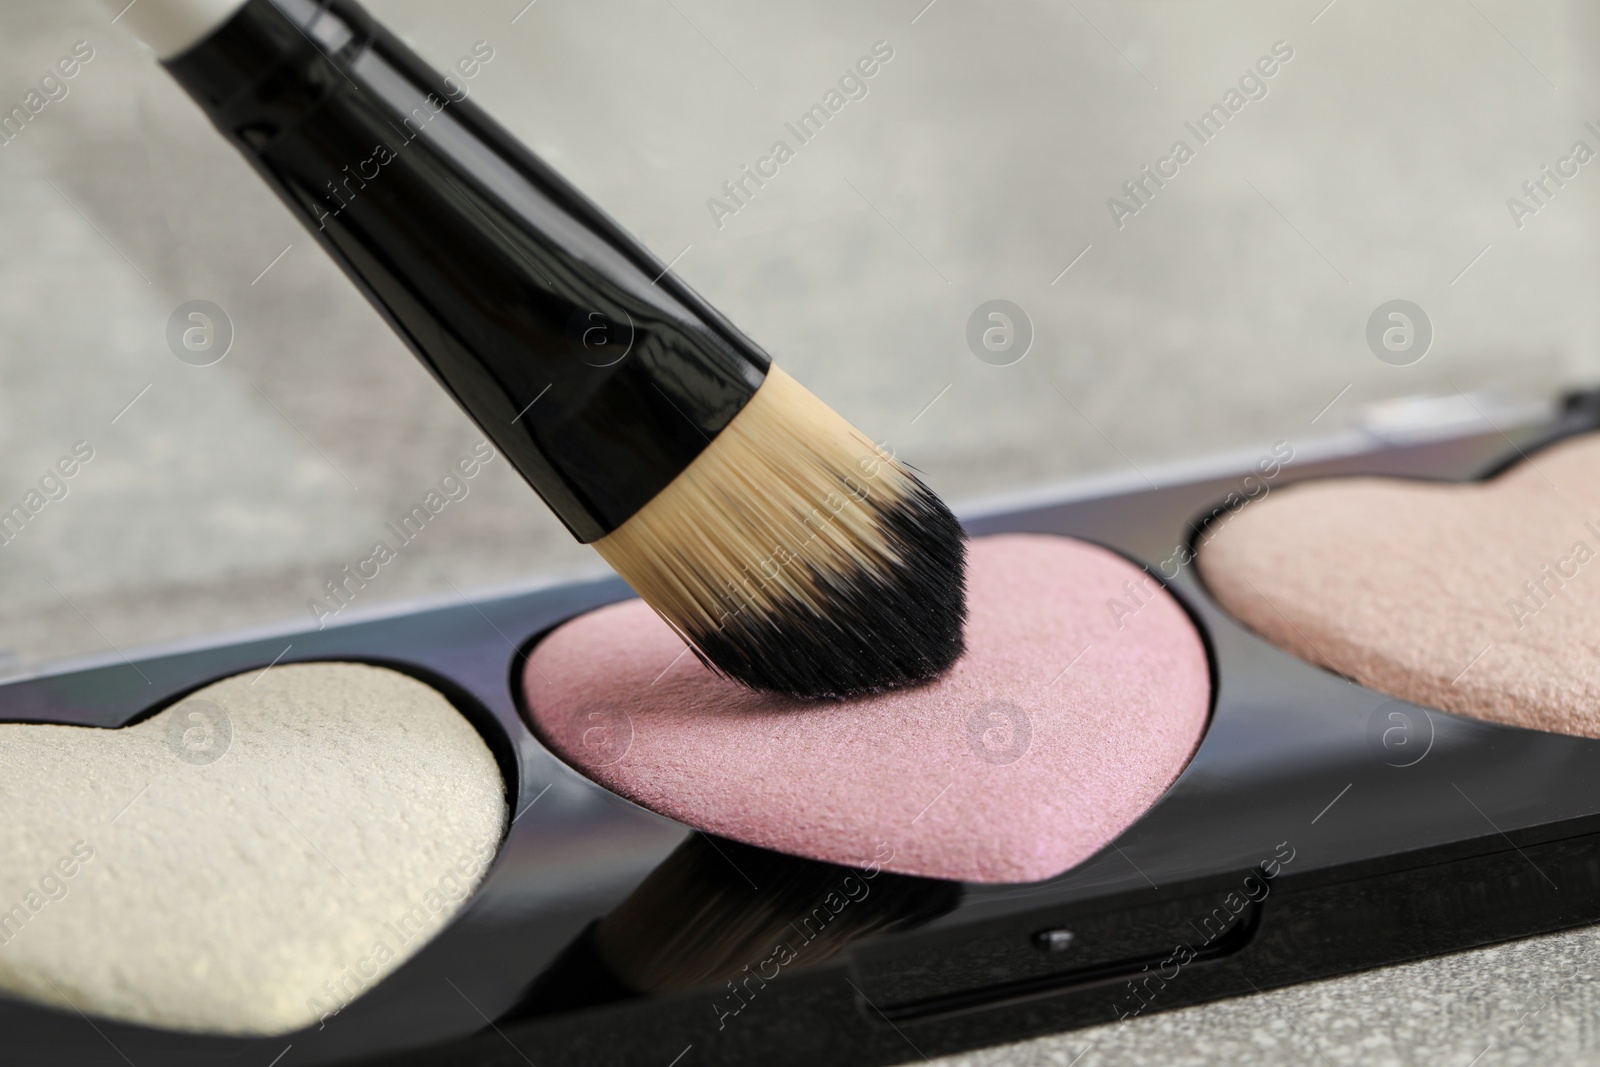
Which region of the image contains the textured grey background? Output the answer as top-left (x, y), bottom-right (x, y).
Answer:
top-left (3, 0), bottom-right (1600, 1062)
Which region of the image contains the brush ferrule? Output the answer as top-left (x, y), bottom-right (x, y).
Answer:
top-left (161, 0), bottom-right (768, 541)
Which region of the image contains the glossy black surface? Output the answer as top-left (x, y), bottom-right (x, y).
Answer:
top-left (3, 404), bottom-right (1600, 1065)
top-left (165, 0), bottom-right (769, 541)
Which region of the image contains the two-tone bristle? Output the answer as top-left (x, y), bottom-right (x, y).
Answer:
top-left (593, 366), bottom-right (967, 700)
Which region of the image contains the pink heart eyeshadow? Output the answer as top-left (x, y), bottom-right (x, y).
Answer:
top-left (522, 534), bottom-right (1211, 883)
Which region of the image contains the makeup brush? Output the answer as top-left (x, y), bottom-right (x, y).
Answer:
top-left (108, 0), bottom-right (966, 700)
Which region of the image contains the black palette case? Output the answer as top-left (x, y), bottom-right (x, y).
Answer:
top-left (4, 396), bottom-right (1599, 1066)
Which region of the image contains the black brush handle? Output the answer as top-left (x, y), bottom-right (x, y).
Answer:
top-left (165, 0), bottom-right (768, 542)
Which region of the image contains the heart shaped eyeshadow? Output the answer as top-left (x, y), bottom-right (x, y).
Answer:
top-left (524, 534), bottom-right (1210, 884)
top-left (1199, 431), bottom-right (1600, 738)
top-left (0, 663), bottom-right (505, 1035)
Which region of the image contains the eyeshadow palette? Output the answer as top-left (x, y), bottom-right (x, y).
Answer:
top-left (4, 392), bottom-right (1600, 1066)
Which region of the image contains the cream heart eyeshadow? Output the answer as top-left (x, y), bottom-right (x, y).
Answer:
top-left (10, 400), bottom-right (1600, 1065)
top-left (0, 663), bottom-right (505, 1036)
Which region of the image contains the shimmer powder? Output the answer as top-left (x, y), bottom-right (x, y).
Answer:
top-left (524, 534), bottom-right (1210, 884)
top-left (1199, 431), bottom-right (1600, 739)
top-left (0, 663), bottom-right (505, 1035)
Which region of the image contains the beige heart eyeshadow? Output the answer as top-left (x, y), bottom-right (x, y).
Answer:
top-left (1199, 431), bottom-right (1600, 738)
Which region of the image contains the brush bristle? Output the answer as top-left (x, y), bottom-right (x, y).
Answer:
top-left (593, 366), bottom-right (967, 700)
